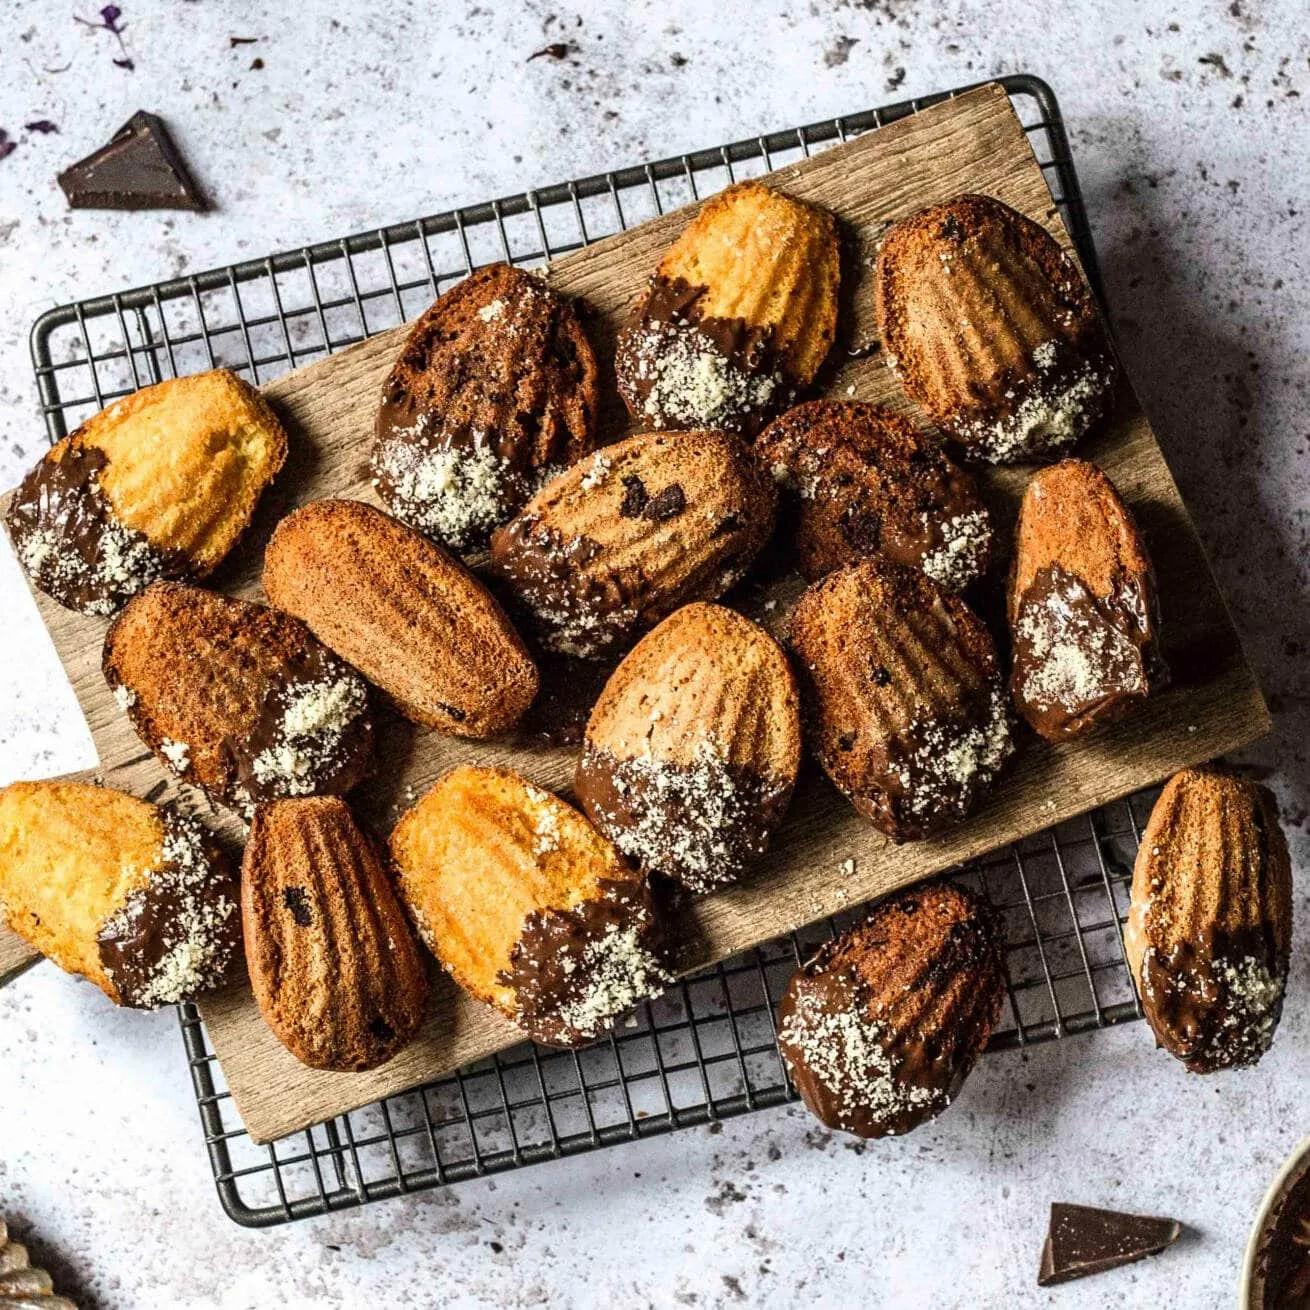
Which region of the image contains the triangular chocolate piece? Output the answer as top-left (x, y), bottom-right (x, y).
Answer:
top-left (1037, 1202), bottom-right (1181, 1287)
top-left (58, 111), bottom-right (206, 212)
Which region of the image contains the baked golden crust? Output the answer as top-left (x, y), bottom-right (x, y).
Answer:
top-left (576, 603), bottom-right (800, 892)
top-left (103, 582), bottom-right (374, 815)
top-left (615, 181), bottom-right (840, 436)
top-left (389, 765), bottom-right (670, 1046)
top-left (489, 428), bottom-right (777, 658)
top-left (263, 498), bottom-right (539, 736)
top-left (778, 882), bottom-right (1004, 1139)
top-left (0, 780), bottom-right (238, 1007)
top-left (1008, 459), bottom-right (1164, 740)
top-left (1125, 767), bottom-right (1291, 1073)
top-left (5, 369), bottom-right (287, 615)
top-left (242, 796), bottom-right (428, 1071)
top-left (788, 558), bottom-right (1013, 841)
top-left (874, 193), bottom-right (1116, 463)
top-left (756, 400), bottom-right (992, 587)
top-left (371, 262), bottom-right (600, 553)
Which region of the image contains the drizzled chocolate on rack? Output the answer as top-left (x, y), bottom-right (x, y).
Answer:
top-left (615, 181), bottom-right (840, 437)
top-left (371, 262), bottom-right (599, 554)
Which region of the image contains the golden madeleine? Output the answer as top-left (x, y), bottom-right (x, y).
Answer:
top-left (0, 780), bottom-right (239, 1007)
top-left (616, 181), bottom-right (840, 436)
top-left (5, 369), bottom-right (286, 615)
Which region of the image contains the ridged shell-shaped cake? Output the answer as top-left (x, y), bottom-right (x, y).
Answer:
top-left (0, 780), bottom-right (238, 1008)
top-left (1125, 767), bottom-right (1292, 1073)
top-left (756, 399), bottom-right (993, 588)
top-left (615, 181), bottom-right (840, 436)
top-left (242, 796), bottom-right (429, 1071)
top-left (489, 428), bottom-right (776, 659)
top-left (874, 193), bottom-right (1117, 464)
top-left (371, 262), bottom-right (600, 553)
top-left (576, 603), bottom-right (801, 893)
top-left (263, 498), bottom-right (539, 737)
top-left (788, 558), bottom-right (1014, 841)
top-left (1008, 459), bottom-right (1165, 740)
top-left (6, 369), bottom-right (287, 615)
top-left (390, 766), bottom-right (671, 1047)
top-left (103, 582), bottom-right (374, 816)
top-left (778, 882), bottom-right (1006, 1138)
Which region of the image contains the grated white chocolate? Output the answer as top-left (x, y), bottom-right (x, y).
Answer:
top-left (779, 986), bottom-right (942, 1136)
top-left (159, 738), bottom-right (190, 774)
top-left (919, 508), bottom-right (992, 592)
top-left (112, 683), bottom-right (136, 712)
top-left (551, 917), bottom-right (671, 1039)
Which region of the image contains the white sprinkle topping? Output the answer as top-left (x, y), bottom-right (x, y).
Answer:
top-left (579, 451), bottom-right (611, 491)
top-left (250, 673), bottom-right (368, 805)
top-left (159, 738), bottom-right (190, 774)
top-left (919, 508), bottom-right (991, 592)
top-left (553, 919), bottom-right (671, 1038)
top-left (112, 683), bottom-right (136, 712)
top-left (477, 298), bottom-right (506, 322)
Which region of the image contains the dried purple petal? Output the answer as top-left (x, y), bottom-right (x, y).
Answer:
top-left (528, 42), bottom-right (572, 61)
top-left (25, 120), bottom-right (60, 134)
top-left (0, 130), bottom-right (16, 162)
top-left (100, 4), bottom-right (123, 31)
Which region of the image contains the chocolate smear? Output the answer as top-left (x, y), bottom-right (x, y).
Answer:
top-left (1037, 1203), bottom-right (1180, 1287)
top-left (58, 111), bottom-right (206, 212)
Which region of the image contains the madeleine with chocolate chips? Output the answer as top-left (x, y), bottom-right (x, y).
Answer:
top-left (1125, 766), bottom-right (1292, 1073)
top-left (756, 399), bottom-right (993, 587)
top-left (778, 882), bottom-right (1005, 1139)
top-left (0, 781), bottom-right (238, 1008)
top-left (615, 181), bottom-right (839, 437)
top-left (390, 766), bottom-right (671, 1046)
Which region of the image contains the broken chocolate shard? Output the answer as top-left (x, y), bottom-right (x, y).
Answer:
top-left (1037, 1203), bottom-right (1181, 1287)
top-left (58, 111), bottom-right (206, 212)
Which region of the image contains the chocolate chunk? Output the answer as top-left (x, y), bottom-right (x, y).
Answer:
top-left (58, 111), bottom-right (206, 212)
top-left (1037, 1203), bottom-right (1180, 1287)
top-left (642, 483), bottom-right (686, 522)
top-left (619, 475), bottom-right (649, 518)
top-left (283, 887), bottom-right (312, 927)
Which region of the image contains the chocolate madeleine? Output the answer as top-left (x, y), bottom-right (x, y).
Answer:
top-left (5, 370), bottom-right (286, 615)
top-left (242, 797), bottom-right (428, 1071)
top-left (788, 558), bottom-right (1014, 840)
top-left (757, 399), bottom-right (992, 588)
top-left (263, 498), bottom-right (538, 736)
top-left (875, 193), bottom-right (1117, 463)
top-left (371, 262), bottom-right (599, 553)
top-left (1125, 767), bottom-right (1291, 1073)
top-left (489, 428), bottom-right (776, 659)
top-left (390, 766), bottom-right (670, 1046)
top-left (1008, 458), bottom-right (1164, 740)
top-left (576, 603), bottom-right (801, 893)
top-left (615, 181), bottom-right (839, 436)
top-left (0, 781), bottom-right (238, 1007)
top-left (104, 582), bottom-right (374, 816)
top-left (778, 883), bottom-right (1005, 1138)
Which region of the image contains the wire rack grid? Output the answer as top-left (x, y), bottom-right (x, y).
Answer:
top-left (27, 73), bottom-right (1148, 1228)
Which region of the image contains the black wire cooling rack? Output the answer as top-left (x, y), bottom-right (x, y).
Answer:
top-left (27, 74), bottom-right (1149, 1228)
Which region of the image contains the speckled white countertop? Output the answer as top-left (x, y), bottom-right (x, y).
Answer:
top-left (1, 2), bottom-right (1307, 1306)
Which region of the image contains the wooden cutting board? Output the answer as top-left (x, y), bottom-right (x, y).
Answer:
top-left (0, 83), bottom-right (1269, 1142)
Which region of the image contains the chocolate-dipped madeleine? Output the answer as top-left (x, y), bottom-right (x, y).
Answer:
top-left (778, 882), bottom-right (1005, 1138)
top-left (242, 796), bottom-right (428, 1071)
top-left (576, 603), bottom-right (801, 893)
top-left (263, 498), bottom-right (538, 736)
top-left (489, 428), bottom-right (776, 659)
top-left (1125, 767), bottom-right (1291, 1073)
top-left (390, 766), bottom-right (671, 1046)
top-left (874, 193), bottom-right (1117, 463)
top-left (5, 369), bottom-right (287, 615)
top-left (1008, 458), bottom-right (1165, 740)
top-left (371, 262), bottom-right (599, 553)
top-left (0, 780), bottom-right (238, 1007)
top-left (788, 558), bottom-right (1014, 840)
top-left (103, 582), bottom-right (374, 816)
top-left (615, 181), bottom-right (839, 436)
top-left (756, 399), bottom-right (993, 587)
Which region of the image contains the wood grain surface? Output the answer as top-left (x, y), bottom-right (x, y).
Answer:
top-left (0, 84), bottom-right (1269, 1142)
